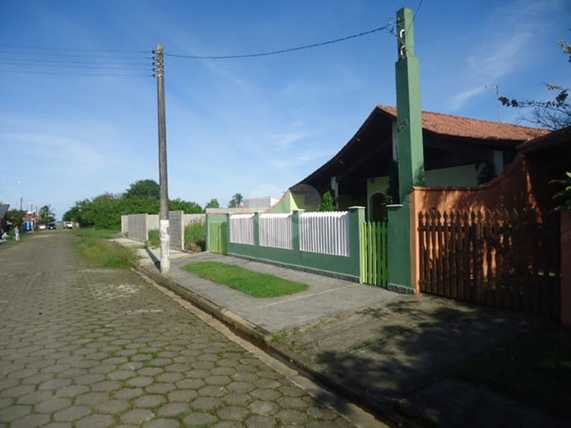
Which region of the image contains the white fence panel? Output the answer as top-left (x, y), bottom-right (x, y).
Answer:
top-left (229, 214), bottom-right (255, 245)
top-left (299, 211), bottom-right (349, 256)
top-left (259, 213), bottom-right (293, 249)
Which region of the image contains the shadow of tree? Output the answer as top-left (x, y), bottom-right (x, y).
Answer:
top-left (288, 297), bottom-right (569, 427)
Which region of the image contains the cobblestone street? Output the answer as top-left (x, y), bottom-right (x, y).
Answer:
top-left (0, 233), bottom-right (354, 427)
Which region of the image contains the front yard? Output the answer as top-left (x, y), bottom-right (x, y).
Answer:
top-left (183, 261), bottom-right (308, 297)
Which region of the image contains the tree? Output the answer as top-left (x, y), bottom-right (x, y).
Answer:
top-left (499, 41), bottom-right (570, 130)
top-left (205, 198), bottom-right (220, 209)
top-left (6, 209), bottom-right (26, 227)
top-left (319, 191), bottom-right (335, 211)
top-left (228, 193), bottom-right (244, 208)
top-left (168, 198), bottom-right (202, 214)
top-left (38, 205), bottom-right (55, 224)
top-left (124, 179), bottom-right (160, 199)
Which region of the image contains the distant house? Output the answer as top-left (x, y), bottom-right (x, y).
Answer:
top-left (242, 196), bottom-right (279, 210)
top-left (293, 105), bottom-right (546, 220)
top-left (0, 204), bottom-right (9, 234)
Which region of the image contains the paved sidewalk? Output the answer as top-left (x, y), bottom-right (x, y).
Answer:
top-left (0, 232), bottom-right (368, 427)
top-left (121, 240), bottom-right (406, 332)
top-left (119, 241), bottom-right (568, 427)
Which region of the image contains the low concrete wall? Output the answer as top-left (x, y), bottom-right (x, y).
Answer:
top-left (183, 214), bottom-right (205, 226)
top-left (169, 211), bottom-right (184, 251)
top-left (127, 214), bottom-right (148, 242)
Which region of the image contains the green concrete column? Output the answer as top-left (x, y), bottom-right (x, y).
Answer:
top-left (205, 214), bottom-right (210, 251)
top-left (224, 213), bottom-right (230, 255)
top-left (395, 7), bottom-right (425, 198)
top-left (291, 210), bottom-right (303, 252)
top-left (253, 212), bottom-right (260, 246)
top-left (348, 206), bottom-right (365, 283)
top-left (387, 7), bottom-right (425, 292)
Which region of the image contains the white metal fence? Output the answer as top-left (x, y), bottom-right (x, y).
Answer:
top-left (229, 214), bottom-right (255, 245)
top-left (259, 213), bottom-right (293, 249)
top-left (299, 211), bottom-right (349, 256)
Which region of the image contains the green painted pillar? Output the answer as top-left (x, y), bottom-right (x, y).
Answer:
top-left (291, 210), bottom-right (303, 252)
top-left (205, 214), bottom-right (210, 251)
top-left (387, 7), bottom-right (425, 293)
top-left (253, 212), bottom-right (260, 246)
top-left (224, 213), bottom-right (230, 255)
top-left (348, 206), bottom-right (365, 282)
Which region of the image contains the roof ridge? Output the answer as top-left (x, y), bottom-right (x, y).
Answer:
top-left (376, 104), bottom-right (548, 132)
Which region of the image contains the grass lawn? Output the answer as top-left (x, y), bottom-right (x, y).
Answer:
top-left (453, 325), bottom-right (571, 420)
top-left (183, 261), bottom-right (308, 298)
top-left (75, 228), bottom-right (138, 269)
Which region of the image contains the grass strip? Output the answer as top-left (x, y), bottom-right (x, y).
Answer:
top-left (183, 261), bottom-right (308, 298)
top-left (75, 228), bottom-right (138, 268)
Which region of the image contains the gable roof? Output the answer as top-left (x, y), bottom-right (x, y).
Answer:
top-left (517, 125), bottom-right (571, 154)
top-left (295, 105), bottom-right (549, 189)
top-left (378, 105), bottom-right (548, 142)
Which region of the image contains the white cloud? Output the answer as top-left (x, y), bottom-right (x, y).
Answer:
top-left (269, 131), bottom-right (307, 149)
top-left (450, 32), bottom-right (530, 110)
top-left (2, 132), bottom-right (105, 172)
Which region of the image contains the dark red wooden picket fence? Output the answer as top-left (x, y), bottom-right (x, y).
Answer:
top-left (418, 209), bottom-right (560, 319)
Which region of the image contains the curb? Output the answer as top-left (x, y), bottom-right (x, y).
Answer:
top-left (134, 263), bottom-right (416, 428)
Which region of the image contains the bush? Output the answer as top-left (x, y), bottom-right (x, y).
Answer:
top-left (147, 229), bottom-right (160, 248)
top-left (185, 222), bottom-right (206, 252)
top-left (75, 228), bottom-right (137, 268)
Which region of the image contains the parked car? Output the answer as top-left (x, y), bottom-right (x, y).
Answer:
top-left (48, 223), bottom-right (56, 230)
top-left (38, 224), bottom-right (47, 231)
top-left (63, 221), bottom-right (73, 229)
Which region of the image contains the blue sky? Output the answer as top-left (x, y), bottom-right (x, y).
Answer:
top-left (1, 0), bottom-right (569, 218)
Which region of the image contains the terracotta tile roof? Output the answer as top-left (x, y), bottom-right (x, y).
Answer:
top-left (378, 105), bottom-right (548, 142)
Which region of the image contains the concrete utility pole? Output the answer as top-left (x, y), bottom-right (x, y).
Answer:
top-left (387, 7), bottom-right (425, 293)
top-left (154, 44), bottom-right (170, 273)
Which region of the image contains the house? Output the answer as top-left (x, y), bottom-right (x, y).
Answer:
top-left (292, 105), bottom-right (547, 220)
top-left (0, 204), bottom-right (9, 234)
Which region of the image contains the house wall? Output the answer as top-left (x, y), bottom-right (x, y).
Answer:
top-left (425, 164), bottom-right (479, 187)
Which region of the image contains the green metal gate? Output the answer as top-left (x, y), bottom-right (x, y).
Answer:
top-left (360, 221), bottom-right (388, 286)
top-left (207, 222), bottom-right (227, 254)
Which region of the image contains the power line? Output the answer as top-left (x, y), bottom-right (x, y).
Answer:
top-left (165, 23), bottom-right (392, 60)
top-left (0, 60), bottom-right (152, 69)
top-left (0, 50), bottom-right (150, 60)
top-left (0, 68), bottom-right (152, 78)
top-left (0, 45), bottom-right (150, 54)
top-left (0, 55), bottom-right (152, 65)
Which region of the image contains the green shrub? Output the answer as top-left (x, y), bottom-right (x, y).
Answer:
top-left (148, 229), bottom-right (160, 248)
top-left (185, 222), bottom-right (206, 252)
top-left (75, 228), bottom-right (137, 268)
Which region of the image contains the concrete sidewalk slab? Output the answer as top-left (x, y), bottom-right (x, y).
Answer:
top-left (169, 252), bottom-right (407, 332)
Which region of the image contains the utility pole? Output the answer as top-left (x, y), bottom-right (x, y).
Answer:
top-left (153, 44), bottom-right (170, 273)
